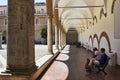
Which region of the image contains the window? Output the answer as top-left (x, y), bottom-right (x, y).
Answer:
top-left (40, 8), bottom-right (44, 13)
top-left (4, 10), bottom-right (6, 15)
top-left (36, 18), bottom-right (39, 24)
top-left (34, 9), bottom-right (36, 14)
top-left (37, 10), bottom-right (40, 14)
top-left (4, 19), bottom-right (8, 25)
top-left (114, 0), bottom-right (120, 39)
top-left (0, 11), bottom-right (3, 15)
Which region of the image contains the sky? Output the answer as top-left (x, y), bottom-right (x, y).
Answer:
top-left (0, 0), bottom-right (46, 5)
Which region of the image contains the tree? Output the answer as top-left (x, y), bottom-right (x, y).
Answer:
top-left (40, 25), bottom-right (47, 44)
top-left (41, 25), bottom-right (47, 39)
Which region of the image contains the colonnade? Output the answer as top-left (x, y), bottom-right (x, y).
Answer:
top-left (3, 0), bottom-right (66, 75)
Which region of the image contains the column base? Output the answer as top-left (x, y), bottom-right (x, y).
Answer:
top-left (48, 51), bottom-right (54, 55)
top-left (59, 46), bottom-right (62, 50)
top-left (2, 65), bottom-right (37, 75)
top-left (54, 46), bottom-right (59, 50)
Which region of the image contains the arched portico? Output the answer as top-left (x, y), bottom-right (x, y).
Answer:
top-left (0, 0), bottom-right (120, 80)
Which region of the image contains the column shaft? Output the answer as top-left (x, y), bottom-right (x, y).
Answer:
top-left (7, 0), bottom-right (37, 75)
top-left (55, 24), bottom-right (59, 50)
top-left (47, 15), bottom-right (53, 54)
top-left (59, 29), bottom-right (62, 49)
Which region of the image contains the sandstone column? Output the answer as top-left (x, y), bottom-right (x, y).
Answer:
top-left (7, 0), bottom-right (37, 75)
top-left (47, 15), bottom-right (53, 54)
top-left (59, 29), bottom-right (62, 50)
top-left (55, 24), bottom-right (59, 50)
top-left (64, 33), bottom-right (66, 45)
top-left (61, 31), bottom-right (63, 48)
top-left (63, 32), bottom-right (66, 47)
top-left (54, 9), bottom-right (59, 51)
top-left (46, 0), bottom-right (53, 54)
top-left (62, 32), bottom-right (64, 47)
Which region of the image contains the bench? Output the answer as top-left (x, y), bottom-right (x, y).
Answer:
top-left (95, 57), bottom-right (110, 75)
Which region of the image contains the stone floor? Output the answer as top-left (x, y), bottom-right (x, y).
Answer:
top-left (0, 44), bottom-right (57, 69)
top-left (41, 45), bottom-right (120, 80)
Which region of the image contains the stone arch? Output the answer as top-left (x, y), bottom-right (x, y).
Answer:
top-left (89, 35), bottom-right (93, 46)
top-left (100, 8), bottom-right (107, 20)
top-left (104, 0), bottom-right (107, 10)
top-left (93, 34), bottom-right (99, 49)
top-left (99, 32), bottom-right (111, 52)
top-left (93, 16), bottom-right (98, 23)
top-left (111, 0), bottom-right (116, 14)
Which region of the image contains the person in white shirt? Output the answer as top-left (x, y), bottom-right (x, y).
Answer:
top-left (93, 47), bottom-right (102, 60)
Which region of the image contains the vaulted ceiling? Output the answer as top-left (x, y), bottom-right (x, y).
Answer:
top-left (53, 0), bottom-right (106, 32)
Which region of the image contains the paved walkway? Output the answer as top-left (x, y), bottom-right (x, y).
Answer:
top-left (41, 45), bottom-right (120, 80)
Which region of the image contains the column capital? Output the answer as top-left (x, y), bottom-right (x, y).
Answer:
top-left (47, 15), bottom-right (53, 18)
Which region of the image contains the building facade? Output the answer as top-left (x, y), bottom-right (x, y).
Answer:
top-left (0, 2), bottom-right (47, 44)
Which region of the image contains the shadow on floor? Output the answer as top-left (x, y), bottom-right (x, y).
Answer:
top-left (41, 45), bottom-right (120, 80)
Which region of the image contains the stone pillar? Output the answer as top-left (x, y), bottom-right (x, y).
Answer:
top-left (64, 32), bottom-right (67, 46)
top-left (59, 29), bottom-right (62, 50)
top-left (61, 31), bottom-right (63, 48)
top-left (47, 15), bottom-right (53, 54)
top-left (61, 31), bottom-right (66, 48)
top-left (46, 0), bottom-right (53, 54)
top-left (55, 24), bottom-right (59, 50)
top-left (62, 32), bottom-right (65, 47)
top-left (63, 32), bottom-right (66, 46)
top-left (7, 0), bottom-right (37, 75)
top-left (0, 32), bottom-right (2, 49)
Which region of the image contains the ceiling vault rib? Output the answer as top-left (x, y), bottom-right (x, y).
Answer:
top-left (61, 18), bottom-right (93, 20)
top-left (55, 5), bottom-right (104, 9)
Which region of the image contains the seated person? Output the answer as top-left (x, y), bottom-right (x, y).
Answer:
top-left (88, 48), bottom-right (108, 67)
top-left (92, 47), bottom-right (102, 60)
top-left (85, 47), bottom-right (100, 71)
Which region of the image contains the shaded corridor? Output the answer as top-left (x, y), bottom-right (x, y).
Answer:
top-left (41, 45), bottom-right (120, 80)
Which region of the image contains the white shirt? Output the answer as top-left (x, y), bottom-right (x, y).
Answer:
top-left (95, 51), bottom-right (102, 60)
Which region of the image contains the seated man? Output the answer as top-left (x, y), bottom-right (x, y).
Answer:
top-left (92, 47), bottom-right (102, 60)
top-left (88, 48), bottom-right (108, 67)
top-left (85, 47), bottom-right (100, 72)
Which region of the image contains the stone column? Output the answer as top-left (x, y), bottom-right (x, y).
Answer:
top-left (61, 31), bottom-right (66, 48)
top-left (46, 0), bottom-right (53, 54)
top-left (61, 31), bottom-right (63, 48)
top-left (0, 32), bottom-right (2, 49)
top-left (63, 32), bottom-right (66, 46)
top-left (47, 15), bottom-right (53, 54)
top-left (59, 29), bottom-right (62, 50)
top-left (64, 32), bottom-right (67, 46)
top-left (55, 24), bottom-right (59, 50)
top-left (7, 0), bottom-right (37, 75)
